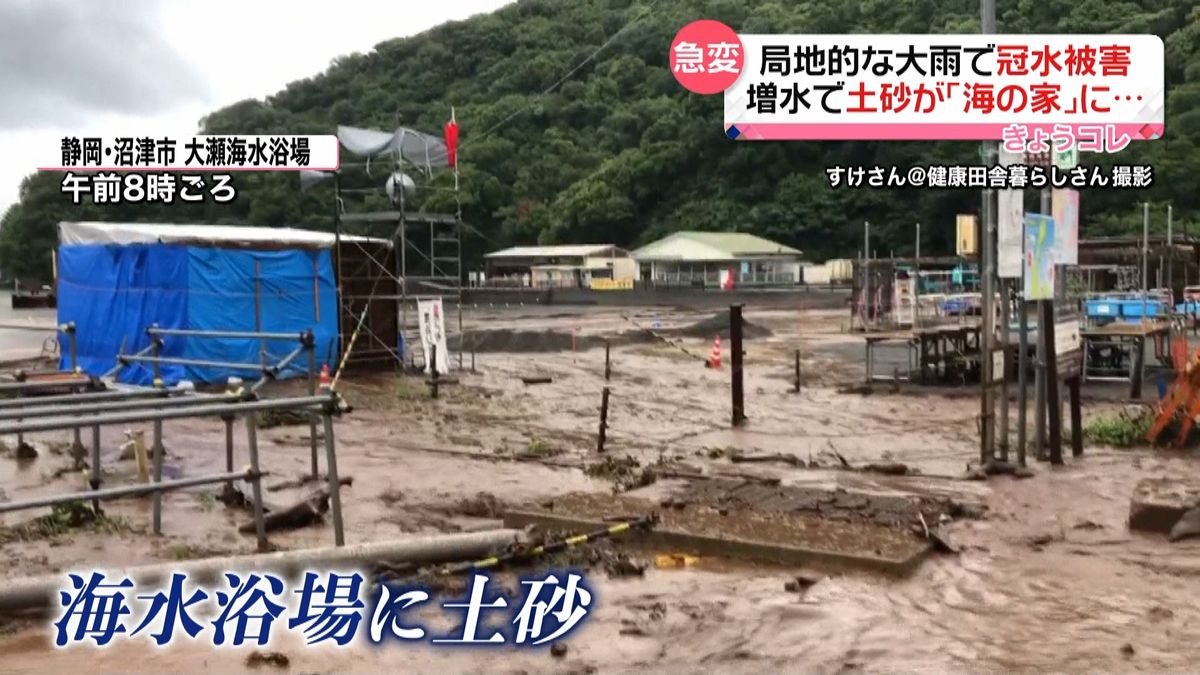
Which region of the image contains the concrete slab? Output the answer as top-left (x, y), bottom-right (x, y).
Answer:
top-left (1129, 477), bottom-right (1200, 534)
top-left (504, 492), bottom-right (932, 577)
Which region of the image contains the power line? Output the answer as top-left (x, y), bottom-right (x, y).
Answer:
top-left (462, 0), bottom-right (661, 148)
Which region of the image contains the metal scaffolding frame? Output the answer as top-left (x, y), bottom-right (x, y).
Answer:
top-left (0, 392), bottom-right (346, 549)
top-left (331, 144), bottom-right (465, 372)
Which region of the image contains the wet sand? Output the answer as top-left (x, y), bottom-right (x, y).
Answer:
top-left (1, 302), bottom-right (1199, 672)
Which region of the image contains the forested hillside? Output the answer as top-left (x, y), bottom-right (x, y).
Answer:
top-left (2, 0), bottom-right (1199, 278)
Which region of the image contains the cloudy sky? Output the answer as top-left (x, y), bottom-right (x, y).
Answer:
top-left (0, 0), bottom-right (514, 217)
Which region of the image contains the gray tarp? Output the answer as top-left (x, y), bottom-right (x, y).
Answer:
top-left (336, 125), bottom-right (449, 173)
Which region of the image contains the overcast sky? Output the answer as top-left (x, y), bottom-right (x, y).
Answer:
top-left (0, 0), bottom-right (514, 217)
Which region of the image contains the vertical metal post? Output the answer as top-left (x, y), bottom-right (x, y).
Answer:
top-left (1035, 188), bottom-right (1051, 460)
top-left (150, 327), bottom-right (161, 388)
top-left (254, 260), bottom-right (266, 368)
top-left (222, 414), bottom-right (234, 498)
top-left (322, 410), bottom-right (345, 547)
top-left (1069, 374), bottom-right (1083, 457)
top-left (1168, 204), bottom-right (1174, 298)
top-left (151, 419), bottom-right (164, 534)
top-left (90, 424), bottom-right (101, 513)
top-left (1041, 302), bottom-right (1063, 465)
top-left (863, 222), bottom-right (871, 326)
top-left (244, 411), bottom-right (268, 551)
top-left (67, 323), bottom-right (82, 454)
top-left (1143, 202), bottom-right (1150, 322)
top-left (731, 304), bottom-right (746, 427)
top-left (597, 386), bottom-right (610, 453)
top-left (978, 0), bottom-right (998, 465)
top-left (1017, 299), bottom-right (1028, 467)
top-left (999, 285), bottom-right (1010, 462)
top-left (914, 222), bottom-right (921, 330)
top-left (306, 333), bottom-right (319, 480)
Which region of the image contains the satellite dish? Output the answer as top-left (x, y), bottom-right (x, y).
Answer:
top-left (385, 172), bottom-right (415, 204)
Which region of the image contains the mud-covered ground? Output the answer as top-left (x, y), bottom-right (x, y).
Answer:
top-left (2, 301), bottom-right (1199, 673)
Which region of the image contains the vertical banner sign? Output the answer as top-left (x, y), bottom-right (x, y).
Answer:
top-left (997, 147), bottom-right (1025, 279)
top-left (1024, 213), bottom-right (1057, 300)
top-left (1051, 188), bottom-right (1080, 265)
top-left (418, 298), bottom-right (449, 375)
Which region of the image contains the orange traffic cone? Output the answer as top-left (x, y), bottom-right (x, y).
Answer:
top-left (319, 363), bottom-right (332, 392)
top-left (709, 335), bottom-right (722, 369)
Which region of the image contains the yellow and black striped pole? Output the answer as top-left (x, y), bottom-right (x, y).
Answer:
top-left (441, 514), bottom-right (658, 575)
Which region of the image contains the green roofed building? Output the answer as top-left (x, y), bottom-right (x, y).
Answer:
top-left (632, 231), bottom-right (803, 286)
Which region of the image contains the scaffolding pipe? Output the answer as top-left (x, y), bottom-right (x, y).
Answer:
top-left (0, 529), bottom-right (525, 614)
top-left (147, 328), bottom-right (308, 342)
top-left (0, 387), bottom-right (175, 410)
top-left (122, 354), bottom-right (275, 373)
top-left (0, 470), bottom-right (260, 515)
top-left (0, 322), bottom-right (72, 332)
top-left (249, 344), bottom-right (306, 394)
top-left (103, 343), bottom-right (156, 379)
top-left (0, 395), bottom-right (333, 435)
top-left (0, 391), bottom-right (242, 421)
top-left (0, 378), bottom-right (94, 395)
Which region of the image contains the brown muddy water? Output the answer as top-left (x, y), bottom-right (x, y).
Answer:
top-left (1, 303), bottom-right (1199, 673)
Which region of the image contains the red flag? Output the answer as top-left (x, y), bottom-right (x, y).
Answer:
top-left (444, 112), bottom-right (459, 168)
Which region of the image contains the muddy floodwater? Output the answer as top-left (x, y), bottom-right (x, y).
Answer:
top-left (1, 301), bottom-right (1199, 673)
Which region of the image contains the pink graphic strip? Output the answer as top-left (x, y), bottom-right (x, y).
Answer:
top-left (729, 122), bottom-right (1164, 141)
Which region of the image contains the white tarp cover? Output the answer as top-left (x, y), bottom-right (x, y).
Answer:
top-left (336, 125), bottom-right (449, 172)
top-left (59, 222), bottom-right (391, 248)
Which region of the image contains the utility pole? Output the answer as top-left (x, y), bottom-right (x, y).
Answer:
top-left (1168, 204), bottom-right (1174, 299)
top-left (914, 222), bottom-right (921, 330)
top-left (1143, 202), bottom-right (1150, 322)
top-left (979, 0), bottom-right (997, 465)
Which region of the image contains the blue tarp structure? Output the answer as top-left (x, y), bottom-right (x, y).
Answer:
top-left (54, 222), bottom-right (384, 386)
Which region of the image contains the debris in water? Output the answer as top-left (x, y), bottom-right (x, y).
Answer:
top-left (1168, 506), bottom-right (1200, 542)
top-left (550, 642), bottom-right (569, 658)
top-left (1120, 643), bottom-right (1135, 657)
top-left (1071, 519), bottom-right (1104, 530)
top-left (783, 572), bottom-right (822, 593)
top-left (861, 462), bottom-right (909, 476)
top-left (15, 442), bottom-right (37, 460)
top-left (927, 527), bottom-right (959, 554)
top-left (245, 651), bottom-right (290, 668)
top-left (604, 553), bottom-right (646, 578)
top-left (256, 409), bottom-right (310, 429)
top-left (521, 376), bottom-right (553, 385)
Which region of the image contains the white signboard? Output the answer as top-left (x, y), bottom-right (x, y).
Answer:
top-left (998, 189), bottom-right (1025, 278)
top-left (1055, 318), bottom-right (1081, 356)
top-left (418, 297), bottom-right (449, 375)
top-left (992, 349), bottom-right (1005, 383)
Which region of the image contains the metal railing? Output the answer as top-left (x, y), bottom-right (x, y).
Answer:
top-left (0, 392), bottom-right (345, 550)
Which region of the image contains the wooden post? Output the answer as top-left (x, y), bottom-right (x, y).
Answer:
top-left (1131, 336), bottom-right (1145, 399)
top-left (604, 340), bottom-right (611, 381)
top-left (730, 304), bottom-right (746, 427)
top-left (430, 344), bottom-right (439, 399)
top-left (794, 349), bottom-right (801, 393)
top-left (597, 386), bottom-right (610, 453)
top-left (1041, 302), bottom-right (1063, 465)
top-left (1068, 374), bottom-right (1083, 457)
